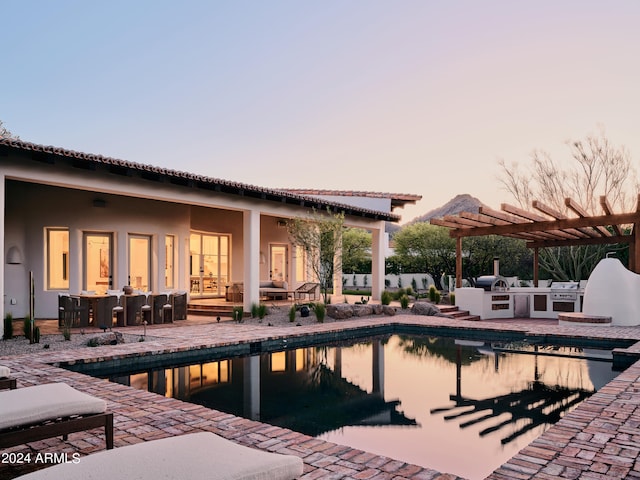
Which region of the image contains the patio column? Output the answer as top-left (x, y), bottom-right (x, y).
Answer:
top-left (333, 232), bottom-right (343, 299)
top-left (456, 237), bottom-right (462, 288)
top-left (533, 247), bottom-right (539, 287)
top-left (371, 222), bottom-right (385, 301)
top-left (243, 209), bottom-right (261, 310)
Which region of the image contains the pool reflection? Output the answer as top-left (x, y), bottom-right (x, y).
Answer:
top-left (108, 334), bottom-right (617, 480)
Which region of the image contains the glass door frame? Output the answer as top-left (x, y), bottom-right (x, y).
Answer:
top-left (269, 243), bottom-right (289, 283)
top-left (190, 232), bottom-right (231, 297)
top-left (128, 234), bottom-right (152, 292)
top-left (83, 232), bottom-right (113, 294)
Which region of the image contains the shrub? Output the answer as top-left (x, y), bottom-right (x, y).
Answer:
top-left (405, 286), bottom-right (414, 297)
top-left (3, 314), bottom-right (13, 340)
top-left (411, 277), bottom-right (418, 292)
top-left (289, 305), bottom-right (297, 322)
top-left (257, 303), bottom-right (268, 319)
top-left (397, 277), bottom-right (403, 288)
top-left (449, 292), bottom-right (456, 305)
top-left (232, 306), bottom-right (244, 322)
top-left (23, 316), bottom-right (32, 341)
top-left (428, 285), bottom-right (438, 302)
top-left (313, 303), bottom-right (326, 323)
top-left (381, 290), bottom-right (392, 305)
top-left (399, 294), bottom-right (410, 309)
top-left (33, 326), bottom-right (40, 344)
top-left (434, 291), bottom-right (441, 304)
top-left (251, 303), bottom-right (259, 318)
top-left (393, 288), bottom-right (406, 301)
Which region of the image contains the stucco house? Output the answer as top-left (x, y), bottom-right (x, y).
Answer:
top-left (0, 138), bottom-right (419, 335)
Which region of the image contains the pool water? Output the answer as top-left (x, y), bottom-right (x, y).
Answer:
top-left (106, 334), bottom-right (617, 480)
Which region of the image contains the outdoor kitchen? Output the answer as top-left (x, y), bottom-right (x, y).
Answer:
top-left (455, 258), bottom-right (585, 320)
top-left (455, 280), bottom-right (585, 320)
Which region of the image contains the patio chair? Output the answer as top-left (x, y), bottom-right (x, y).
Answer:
top-left (58, 294), bottom-right (87, 328)
top-left (153, 293), bottom-right (173, 324)
top-left (294, 282), bottom-right (320, 301)
top-left (172, 290), bottom-right (187, 320)
top-left (0, 383), bottom-right (113, 451)
top-left (0, 365), bottom-right (16, 390)
top-left (12, 431), bottom-right (302, 480)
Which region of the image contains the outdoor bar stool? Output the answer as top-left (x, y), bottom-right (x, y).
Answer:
top-left (108, 293), bottom-right (125, 327)
top-left (140, 292), bottom-right (153, 324)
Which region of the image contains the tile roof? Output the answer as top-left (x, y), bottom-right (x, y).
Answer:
top-left (283, 189), bottom-right (422, 210)
top-left (0, 138), bottom-right (401, 222)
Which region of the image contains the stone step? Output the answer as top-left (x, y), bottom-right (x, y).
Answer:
top-left (437, 304), bottom-right (481, 321)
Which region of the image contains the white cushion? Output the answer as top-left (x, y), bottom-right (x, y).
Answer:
top-left (0, 365), bottom-right (10, 378)
top-left (0, 383), bottom-right (106, 430)
top-left (15, 432), bottom-right (304, 480)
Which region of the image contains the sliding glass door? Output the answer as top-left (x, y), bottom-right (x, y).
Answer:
top-left (190, 233), bottom-right (230, 296)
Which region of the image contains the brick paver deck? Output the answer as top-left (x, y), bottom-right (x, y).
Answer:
top-left (3, 314), bottom-right (640, 479)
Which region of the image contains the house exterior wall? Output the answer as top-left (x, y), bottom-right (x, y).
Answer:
top-left (5, 181), bottom-right (191, 319)
top-left (0, 148), bottom-right (393, 327)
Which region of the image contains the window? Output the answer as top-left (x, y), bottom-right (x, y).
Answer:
top-left (47, 228), bottom-right (69, 290)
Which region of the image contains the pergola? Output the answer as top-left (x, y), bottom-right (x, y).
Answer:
top-left (430, 195), bottom-right (640, 288)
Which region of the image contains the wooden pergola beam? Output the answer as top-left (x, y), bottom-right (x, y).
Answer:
top-left (527, 233), bottom-right (633, 249)
top-left (532, 200), bottom-right (593, 238)
top-left (599, 196), bottom-right (624, 236)
top-left (446, 211), bottom-right (639, 238)
top-left (565, 197), bottom-right (612, 237)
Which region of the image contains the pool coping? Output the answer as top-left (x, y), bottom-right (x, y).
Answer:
top-left (3, 314), bottom-right (640, 479)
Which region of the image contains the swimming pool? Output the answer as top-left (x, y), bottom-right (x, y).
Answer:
top-left (91, 333), bottom-right (618, 479)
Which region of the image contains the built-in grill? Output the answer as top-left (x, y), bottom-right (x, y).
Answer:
top-left (550, 281), bottom-right (580, 301)
top-left (475, 275), bottom-right (509, 292)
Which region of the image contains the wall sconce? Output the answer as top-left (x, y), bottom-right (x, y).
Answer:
top-left (6, 246), bottom-right (23, 264)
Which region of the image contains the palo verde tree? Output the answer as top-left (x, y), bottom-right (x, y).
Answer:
top-left (287, 208), bottom-right (345, 304)
top-left (499, 128), bottom-right (638, 280)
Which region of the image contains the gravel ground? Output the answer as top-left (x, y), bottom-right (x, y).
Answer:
top-left (0, 305), bottom-right (359, 357)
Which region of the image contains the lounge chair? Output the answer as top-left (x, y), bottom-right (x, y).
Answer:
top-left (0, 365), bottom-right (16, 389)
top-left (14, 431), bottom-right (303, 480)
top-left (0, 383), bottom-right (113, 450)
top-left (294, 282), bottom-right (320, 301)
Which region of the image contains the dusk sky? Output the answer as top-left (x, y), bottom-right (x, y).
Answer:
top-left (3, 1), bottom-right (639, 223)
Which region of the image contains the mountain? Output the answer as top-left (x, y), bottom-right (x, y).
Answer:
top-left (386, 194), bottom-right (486, 234)
top-left (410, 194), bottom-right (486, 223)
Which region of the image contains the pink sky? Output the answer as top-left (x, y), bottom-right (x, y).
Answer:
top-left (2, 1), bottom-right (639, 223)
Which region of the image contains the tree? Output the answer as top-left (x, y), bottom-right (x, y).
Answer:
top-left (499, 128), bottom-right (638, 280)
top-left (341, 228), bottom-right (371, 274)
top-left (287, 208), bottom-right (344, 304)
top-left (463, 235), bottom-right (532, 280)
top-left (391, 223), bottom-right (456, 284)
top-left (0, 120), bottom-right (19, 140)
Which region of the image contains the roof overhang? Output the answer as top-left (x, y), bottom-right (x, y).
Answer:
top-left (0, 139), bottom-right (401, 222)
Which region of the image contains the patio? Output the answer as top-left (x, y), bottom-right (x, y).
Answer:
top-left (3, 313), bottom-right (640, 479)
